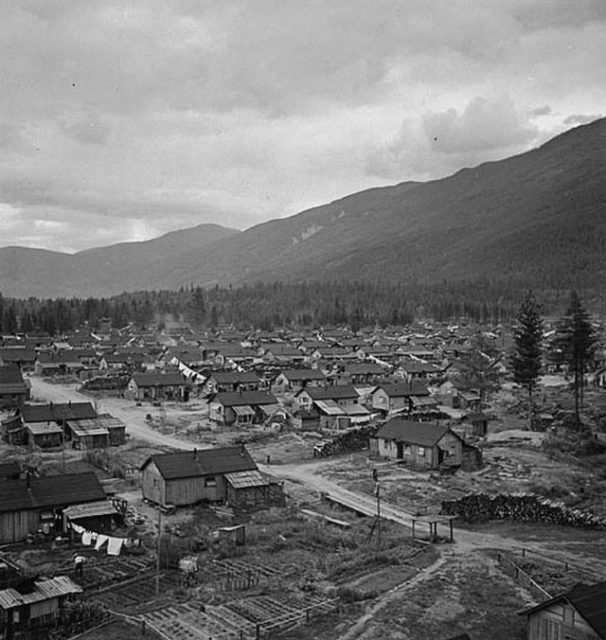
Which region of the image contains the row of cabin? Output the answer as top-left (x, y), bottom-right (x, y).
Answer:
top-left (0, 402), bottom-right (126, 450)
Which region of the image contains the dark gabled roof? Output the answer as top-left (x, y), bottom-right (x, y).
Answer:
top-left (264, 344), bottom-right (304, 356)
top-left (209, 371), bottom-right (261, 384)
top-left (373, 382), bottom-right (429, 397)
top-left (0, 365), bottom-right (27, 386)
top-left (0, 473), bottom-right (107, 513)
top-left (342, 363), bottom-right (385, 375)
top-left (521, 582), bottom-right (606, 638)
top-left (142, 445), bottom-right (258, 480)
top-left (300, 385), bottom-right (359, 400)
top-left (210, 390), bottom-right (278, 407)
top-left (0, 349), bottom-right (37, 363)
top-left (375, 419), bottom-right (456, 447)
top-left (20, 402), bottom-right (97, 423)
top-left (131, 372), bottom-right (186, 387)
top-left (277, 369), bottom-right (326, 381)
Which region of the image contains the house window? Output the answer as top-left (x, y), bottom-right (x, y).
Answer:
top-left (544, 619), bottom-right (561, 640)
top-left (418, 446), bottom-right (425, 457)
top-left (204, 477), bottom-right (217, 488)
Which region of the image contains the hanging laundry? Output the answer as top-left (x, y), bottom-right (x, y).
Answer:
top-left (81, 530), bottom-right (93, 546)
top-left (106, 537), bottom-right (124, 556)
top-left (94, 535), bottom-right (109, 551)
top-left (71, 523), bottom-right (85, 535)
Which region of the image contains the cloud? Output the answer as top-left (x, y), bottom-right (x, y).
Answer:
top-left (422, 96), bottom-right (538, 154)
top-left (60, 112), bottom-right (111, 145)
top-left (530, 105), bottom-right (552, 117)
top-left (0, 0), bottom-right (605, 251)
top-left (366, 96), bottom-right (540, 180)
top-left (563, 113), bottom-right (602, 125)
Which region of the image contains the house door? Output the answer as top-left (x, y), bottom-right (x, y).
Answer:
top-left (396, 442), bottom-right (404, 459)
top-left (438, 448), bottom-right (446, 464)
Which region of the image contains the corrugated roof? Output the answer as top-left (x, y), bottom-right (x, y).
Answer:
top-left (25, 422), bottom-right (63, 435)
top-left (224, 470), bottom-right (270, 489)
top-left (233, 405), bottom-right (255, 416)
top-left (314, 400), bottom-right (345, 416)
top-left (143, 445), bottom-right (258, 480)
top-left (0, 472), bottom-right (107, 513)
top-left (0, 576), bottom-right (82, 609)
top-left (375, 419), bottom-right (452, 447)
top-left (63, 501), bottom-right (118, 520)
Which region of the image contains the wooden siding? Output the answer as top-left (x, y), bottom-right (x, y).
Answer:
top-left (375, 431), bottom-right (463, 470)
top-left (141, 461), bottom-right (166, 506)
top-left (165, 475), bottom-right (224, 506)
top-left (528, 604), bottom-right (599, 640)
top-left (0, 509), bottom-right (40, 544)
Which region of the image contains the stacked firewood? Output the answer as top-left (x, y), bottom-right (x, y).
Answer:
top-left (440, 493), bottom-right (606, 530)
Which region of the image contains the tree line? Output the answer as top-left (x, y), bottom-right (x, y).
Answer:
top-left (0, 279), bottom-right (598, 336)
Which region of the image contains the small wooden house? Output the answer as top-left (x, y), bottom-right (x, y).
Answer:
top-left (0, 472), bottom-right (108, 543)
top-left (370, 382), bottom-right (430, 416)
top-left (204, 371), bottom-right (261, 395)
top-left (272, 369), bottom-right (327, 393)
top-left (295, 385), bottom-right (360, 412)
top-left (140, 445), bottom-right (282, 509)
top-left (371, 419), bottom-right (464, 470)
top-left (521, 581), bottom-right (606, 639)
top-left (207, 391), bottom-right (279, 426)
top-left (0, 366), bottom-right (30, 410)
top-left (0, 576), bottom-right (82, 639)
top-left (128, 371), bottom-right (188, 402)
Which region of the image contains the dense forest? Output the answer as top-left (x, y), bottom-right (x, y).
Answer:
top-left (0, 280), bottom-right (597, 335)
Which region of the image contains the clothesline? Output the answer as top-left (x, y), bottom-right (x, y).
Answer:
top-left (69, 522), bottom-right (125, 556)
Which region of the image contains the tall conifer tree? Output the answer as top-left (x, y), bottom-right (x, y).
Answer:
top-left (511, 292), bottom-right (544, 427)
top-left (550, 292), bottom-right (598, 427)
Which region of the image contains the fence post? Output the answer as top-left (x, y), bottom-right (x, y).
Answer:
top-left (255, 623), bottom-right (261, 640)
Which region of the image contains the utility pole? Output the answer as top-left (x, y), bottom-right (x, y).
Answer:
top-left (155, 506), bottom-right (162, 595)
top-left (375, 481), bottom-right (381, 549)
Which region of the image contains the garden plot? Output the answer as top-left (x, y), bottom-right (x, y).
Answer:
top-left (91, 572), bottom-right (182, 612)
top-left (197, 558), bottom-right (284, 591)
top-left (141, 595), bottom-right (337, 640)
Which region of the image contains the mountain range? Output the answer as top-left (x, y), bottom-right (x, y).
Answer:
top-left (1, 118), bottom-right (604, 299)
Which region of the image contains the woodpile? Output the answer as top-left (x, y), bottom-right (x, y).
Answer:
top-left (314, 424), bottom-right (381, 457)
top-left (440, 493), bottom-right (606, 530)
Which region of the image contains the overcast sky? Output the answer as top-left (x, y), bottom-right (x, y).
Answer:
top-left (0, 0), bottom-right (604, 252)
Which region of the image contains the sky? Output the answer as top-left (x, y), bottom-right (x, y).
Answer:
top-left (0, 0), bottom-right (604, 253)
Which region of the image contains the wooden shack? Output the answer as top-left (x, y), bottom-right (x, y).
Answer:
top-left (140, 445), bottom-right (280, 509)
top-left (371, 419), bottom-right (464, 470)
top-left (0, 576), bottom-right (82, 639)
top-left (0, 472), bottom-right (108, 544)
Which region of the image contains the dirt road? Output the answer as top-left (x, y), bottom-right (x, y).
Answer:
top-left (28, 377), bottom-right (197, 451)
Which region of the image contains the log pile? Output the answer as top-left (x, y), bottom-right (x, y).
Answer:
top-left (440, 493), bottom-right (606, 530)
top-left (315, 424), bottom-right (381, 456)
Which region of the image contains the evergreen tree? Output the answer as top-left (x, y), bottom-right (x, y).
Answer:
top-left (550, 292), bottom-right (598, 427)
top-left (510, 292), bottom-right (544, 428)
